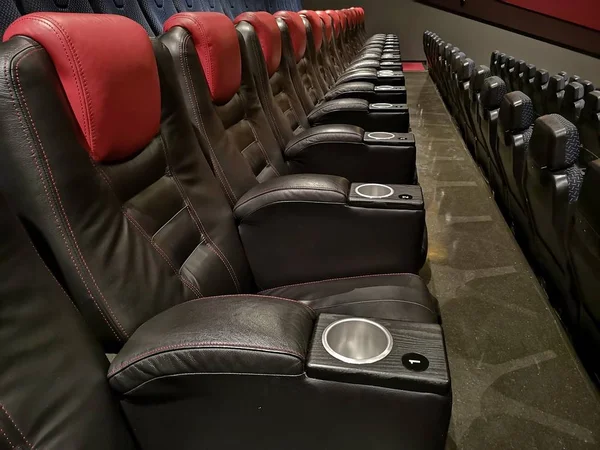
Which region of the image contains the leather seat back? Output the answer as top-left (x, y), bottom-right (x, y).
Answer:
top-left (162, 12), bottom-right (289, 202)
top-left (511, 60), bottom-right (526, 93)
top-left (578, 90), bottom-right (600, 165)
top-left (561, 81), bottom-right (585, 124)
top-left (522, 64), bottom-right (537, 99)
top-left (469, 65), bottom-right (492, 170)
top-left (525, 114), bottom-right (584, 287)
top-left (546, 74), bottom-right (566, 114)
top-left (0, 195), bottom-right (136, 449)
top-left (532, 69), bottom-right (550, 116)
top-left (479, 76), bottom-right (508, 191)
top-left (500, 55), bottom-right (515, 91)
top-left (236, 11), bottom-right (311, 140)
top-left (277, 11), bottom-right (325, 110)
top-left (568, 159), bottom-right (600, 351)
top-left (299, 10), bottom-right (332, 94)
top-left (0, 13), bottom-right (254, 351)
top-left (490, 50), bottom-right (500, 76)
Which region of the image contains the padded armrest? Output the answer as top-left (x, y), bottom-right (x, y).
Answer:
top-left (324, 81), bottom-right (407, 104)
top-left (233, 175), bottom-right (425, 289)
top-left (284, 125), bottom-right (417, 184)
top-left (108, 296), bottom-right (315, 394)
top-left (308, 98), bottom-right (410, 133)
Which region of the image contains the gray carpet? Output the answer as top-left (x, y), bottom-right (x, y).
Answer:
top-left (407, 72), bottom-right (600, 449)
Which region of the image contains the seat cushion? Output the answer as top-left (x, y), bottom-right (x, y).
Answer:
top-left (260, 273), bottom-right (439, 324)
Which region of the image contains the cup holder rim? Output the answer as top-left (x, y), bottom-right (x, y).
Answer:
top-left (367, 131), bottom-right (396, 140)
top-left (354, 183), bottom-right (394, 198)
top-left (322, 318), bottom-right (394, 365)
top-left (370, 102), bottom-right (394, 109)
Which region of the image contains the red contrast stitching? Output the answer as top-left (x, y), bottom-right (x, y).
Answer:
top-left (9, 48), bottom-right (122, 341)
top-left (180, 32), bottom-right (238, 205)
top-left (121, 209), bottom-right (203, 298)
top-left (108, 342), bottom-right (305, 378)
top-left (0, 404), bottom-right (31, 449)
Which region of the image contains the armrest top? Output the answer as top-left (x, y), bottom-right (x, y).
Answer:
top-left (285, 124), bottom-right (364, 159)
top-left (233, 174), bottom-right (349, 220)
top-left (108, 296), bottom-right (315, 394)
top-left (308, 98), bottom-right (370, 122)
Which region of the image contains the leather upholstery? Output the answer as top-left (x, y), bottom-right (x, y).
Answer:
top-left (4, 13), bottom-right (161, 162)
top-left (274, 10), bottom-right (306, 63)
top-left (233, 175), bottom-right (426, 289)
top-left (300, 9), bottom-right (323, 51)
top-left (165, 12), bottom-right (242, 105)
top-left (235, 12), bottom-right (281, 77)
top-left (0, 29), bottom-right (254, 350)
top-left (262, 273), bottom-right (439, 324)
top-left (108, 295), bottom-right (316, 394)
top-left (0, 195), bottom-right (136, 449)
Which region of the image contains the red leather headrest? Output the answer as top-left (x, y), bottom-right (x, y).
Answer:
top-left (274, 11), bottom-right (307, 63)
top-left (338, 10), bottom-right (348, 30)
top-left (315, 11), bottom-right (333, 42)
top-left (299, 10), bottom-right (323, 51)
top-left (234, 12), bottom-right (281, 78)
top-left (165, 12), bottom-right (241, 106)
top-left (326, 10), bottom-right (341, 38)
top-left (4, 13), bottom-right (160, 163)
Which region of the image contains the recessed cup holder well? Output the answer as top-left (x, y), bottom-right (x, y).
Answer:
top-left (367, 131), bottom-right (396, 140)
top-left (322, 318), bottom-right (394, 365)
top-left (355, 183), bottom-right (394, 199)
top-left (370, 103), bottom-right (394, 109)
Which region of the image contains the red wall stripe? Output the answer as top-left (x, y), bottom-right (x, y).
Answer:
top-left (501, 0), bottom-right (600, 32)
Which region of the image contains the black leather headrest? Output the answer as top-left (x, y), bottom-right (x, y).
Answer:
top-left (529, 114), bottom-right (580, 170)
top-left (471, 65), bottom-right (491, 92)
top-left (535, 69), bottom-right (550, 87)
top-left (516, 60), bottom-right (527, 75)
top-left (525, 64), bottom-right (536, 79)
top-left (500, 91), bottom-right (535, 131)
top-left (581, 80), bottom-right (595, 94)
top-left (452, 52), bottom-right (466, 73)
top-left (506, 56), bottom-right (516, 69)
top-left (548, 75), bottom-right (566, 93)
top-left (458, 58), bottom-right (475, 82)
top-left (480, 76), bottom-right (507, 109)
top-left (498, 53), bottom-right (507, 65)
top-left (570, 75), bottom-right (581, 83)
top-left (443, 43), bottom-right (453, 60)
top-left (491, 50), bottom-right (500, 66)
top-left (581, 90), bottom-right (600, 118)
top-left (565, 82), bottom-right (585, 103)
top-left (558, 71), bottom-right (568, 81)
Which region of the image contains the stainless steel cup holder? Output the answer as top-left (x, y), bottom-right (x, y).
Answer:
top-left (322, 318), bottom-right (393, 365)
top-left (355, 183), bottom-right (394, 198)
top-left (370, 103), bottom-right (394, 109)
top-left (367, 131), bottom-right (396, 140)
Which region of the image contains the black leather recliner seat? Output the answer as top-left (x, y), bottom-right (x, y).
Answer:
top-left (0, 13), bottom-right (450, 450)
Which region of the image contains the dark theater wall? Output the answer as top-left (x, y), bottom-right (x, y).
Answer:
top-left (304, 0), bottom-right (600, 83)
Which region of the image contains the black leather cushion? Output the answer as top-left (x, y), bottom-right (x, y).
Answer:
top-left (480, 76), bottom-right (507, 109)
top-left (530, 114), bottom-right (581, 170)
top-left (0, 195), bottom-right (136, 449)
top-left (500, 91), bottom-right (535, 131)
top-left (261, 273), bottom-right (439, 324)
